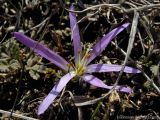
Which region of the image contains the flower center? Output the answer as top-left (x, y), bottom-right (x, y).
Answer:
top-left (75, 51), bottom-right (91, 76)
top-left (67, 47), bottom-right (92, 76)
top-left (75, 63), bottom-right (86, 76)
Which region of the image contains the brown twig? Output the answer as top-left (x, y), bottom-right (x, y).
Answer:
top-left (124, 4), bottom-right (160, 13)
top-left (0, 109), bottom-right (38, 120)
top-left (65, 4), bottom-right (121, 14)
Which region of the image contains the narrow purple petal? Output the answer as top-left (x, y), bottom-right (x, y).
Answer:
top-left (38, 71), bottom-right (76, 115)
top-left (86, 64), bottom-right (141, 73)
top-left (13, 32), bottom-right (69, 70)
top-left (69, 5), bottom-right (82, 64)
top-left (82, 74), bottom-right (132, 93)
top-left (86, 23), bottom-right (129, 64)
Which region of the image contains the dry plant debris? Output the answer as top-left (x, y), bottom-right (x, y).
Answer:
top-left (0, 0), bottom-right (160, 120)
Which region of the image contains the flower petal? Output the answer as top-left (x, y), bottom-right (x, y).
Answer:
top-left (69, 5), bottom-right (82, 64)
top-left (86, 23), bottom-right (129, 64)
top-left (38, 71), bottom-right (76, 115)
top-left (82, 74), bottom-right (132, 93)
top-left (86, 64), bottom-right (141, 73)
top-left (13, 32), bottom-right (69, 70)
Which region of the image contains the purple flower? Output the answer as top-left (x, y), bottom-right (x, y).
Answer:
top-left (13, 5), bottom-right (140, 115)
